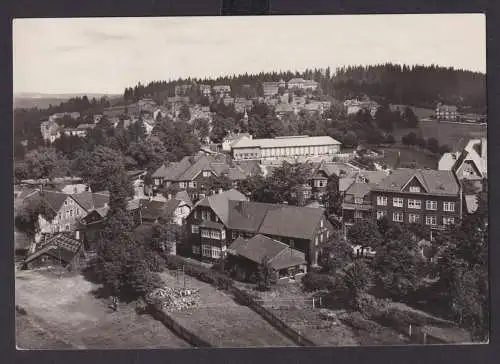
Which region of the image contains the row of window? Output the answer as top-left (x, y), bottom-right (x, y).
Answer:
top-left (192, 244), bottom-right (225, 259)
top-left (260, 145), bottom-right (333, 157)
top-left (193, 209), bottom-right (217, 221)
top-left (376, 210), bottom-right (455, 225)
top-left (376, 196), bottom-right (455, 212)
top-left (57, 208), bottom-right (83, 221)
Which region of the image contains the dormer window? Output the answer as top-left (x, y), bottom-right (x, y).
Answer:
top-left (203, 170), bottom-right (212, 178)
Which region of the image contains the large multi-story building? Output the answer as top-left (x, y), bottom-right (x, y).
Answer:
top-left (262, 82), bottom-right (280, 97)
top-left (231, 135), bottom-right (342, 162)
top-left (287, 78), bottom-right (318, 91)
top-left (435, 103), bottom-right (458, 121)
top-left (370, 169), bottom-right (462, 236)
top-left (185, 190), bottom-right (334, 267)
top-left (212, 85), bottom-right (231, 96)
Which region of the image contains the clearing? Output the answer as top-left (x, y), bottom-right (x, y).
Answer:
top-left (15, 269), bottom-right (191, 349)
top-left (377, 147), bottom-right (439, 169)
top-left (159, 270), bottom-right (297, 347)
top-left (391, 120), bottom-right (487, 150)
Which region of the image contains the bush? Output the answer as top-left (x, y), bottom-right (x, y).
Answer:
top-left (15, 305), bottom-right (28, 316)
top-left (302, 272), bottom-right (336, 292)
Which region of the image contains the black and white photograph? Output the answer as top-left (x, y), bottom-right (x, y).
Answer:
top-left (13, 14), bottom-right (488, 349)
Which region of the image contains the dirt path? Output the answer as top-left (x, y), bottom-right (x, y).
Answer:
top-left (16, 270), bottom-right (191, 349)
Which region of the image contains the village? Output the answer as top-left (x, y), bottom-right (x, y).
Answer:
top-left (13, 69), bottom-right (489, 349)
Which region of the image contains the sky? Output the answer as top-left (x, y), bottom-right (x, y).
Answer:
top-left (13, 14), bottom-right (486, 95)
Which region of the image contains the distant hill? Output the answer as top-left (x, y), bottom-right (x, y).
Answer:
top-left (14, 92), bottom-right (122, 110)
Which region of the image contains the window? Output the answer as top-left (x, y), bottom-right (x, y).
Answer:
top-left (443, 217), bottom-right (455, 225)
top-left (408, 214), bottom-right (420, 223)
top-left (377, 210), bottom-right (385, 220)
top-left (320, 219), bottom-right (324, 228)
top-left (355, 197), bottom-right (364, 205)
top-left (64, 200), bottom-right (68, 205)
top-left (210, 230), bottom-right (221, 240)
top-left (232, 231), bottom-right (238, 239)
top-left (203, 171), bottom-right (211, 177)
top-left (393, 198), bottom-right (404, 208)
top-left (425, 215), bottom-right (437, 226)
top-left (221, 230), bottom-right (226, 240)
top-left (201, 244), bottom-right (211, 257)
top-left (315, 236), bottom-right (319, 246)
top-left (211, 247), bottom-right (222, 259)
top-left (179, 182), bottom-right (186, 188)
top-left (189, 181), bottom-right (196, 188)
top-left (191, 225), bottom-right (199, 234)
top-left (426, 200), bottom-right (437, 210)
top-left (409, 186), bottom-right (421, 193)
top-left (354, 210), bottom-right (363, 219)
top-left (194, 210), bottom-right (198, 219)
top-left (393, 212), bottom-right (404, 222)
top-left (408, 199), bottom-right (422, 209)
top-left (377, 196), bottom-right (387, 206)
top-left (201, 229), bottom-right (211, 238)
top-left (65, 224), bottom-right (70, 231)
top-left (443, 202), bottom-right (455, 212)
top-left (192, 245), bottom-right (201, 255)
top-left (201, 210), bottom-right (208, 220)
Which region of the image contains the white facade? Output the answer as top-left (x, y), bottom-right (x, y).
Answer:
top-left (232, 136), bottom-right (341, 161)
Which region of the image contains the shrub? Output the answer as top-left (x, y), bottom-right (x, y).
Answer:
top-left (15, 305), bottom-right (28, 316)
top-left (302, 272), bottom-right (336, 292)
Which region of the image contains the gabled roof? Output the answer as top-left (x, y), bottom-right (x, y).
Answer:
top-left (373, 169), bottom-right (460, 196)
top-left (197, 189), bottom-right (249, 225)
top-left (228, 234), bottom-right (306, 270)
top-left (355, 170), bottom-right (388, 185)
top-left (258, 205), bottom-right (325, 240)
top-left (24, 233), bottom-right (82, 265)
top-left (174, 190), bottom-right (193, 207)
top-left (72, 191), bottom-right (110, 211)
top-left (37, 190), bottom-right (70, 213)
top-left (141, 198), bottom-right (183, 221)
top-left (339, 178), bottom-right (356, 193)
top-left (344, 183), bottom-right (373, 198)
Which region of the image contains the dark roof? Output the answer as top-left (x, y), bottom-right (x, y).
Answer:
top-left (344, 183), bottom-right (373, 198)
top-left (72, 191), bottom-right (110, 211)
top-left (198, 191), bottom-right (327, 240)
top-left (38, 190), bottom-right (70, 213)
top-left (151, 154), bottom-right (247, 182)
top-left (24, 233), bottom-right (82, 265)
top-left (258, 205), bottom-right (325, 240)
top-left (373, 169), bottom-right (460, 196)
top-left (228, 234), bottom-right (306, 270)
top-left (141, 199), bottom-right (182, 221)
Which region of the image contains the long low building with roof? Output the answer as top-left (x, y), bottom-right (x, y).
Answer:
top-left (231, 135), bottom-right (342, 162)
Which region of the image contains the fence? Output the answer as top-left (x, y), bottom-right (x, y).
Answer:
top-left (229, 286), bottom-right (317, 347)
top-left (147, 303), bottom-right (213, 348)
top-left (164, 255), bottom-right (317, 347)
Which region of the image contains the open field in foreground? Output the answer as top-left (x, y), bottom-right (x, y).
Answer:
top-left (16, 269), bottom-right (191, 349)
top-left (160, 271), bottom-right (296, 347)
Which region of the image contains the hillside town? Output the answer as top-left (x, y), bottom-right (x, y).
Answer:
top-left (14, 70), bottom-right (489, 348)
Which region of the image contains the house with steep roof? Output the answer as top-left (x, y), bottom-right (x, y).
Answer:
top-left (186, 190), bottom-right (333, 267)
top-left (21, 232), bottom-right (85, 270)
top-left (151, 154), bottom-right (249, 201)
top-left (371, 169), bottom-right (462, 237)
top-left (439, 138), bottom-right (487, 181)
top-left (342, 183), bottom-right (376, 229)
top-left (227, 234), bottom-right (307, 282)
top-left (138, 197), bottom-right (192, 226)
top-left (22, 190), bottom-right (110, 248)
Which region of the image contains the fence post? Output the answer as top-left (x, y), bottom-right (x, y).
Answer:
top-left (312, 297), bottom-right (315, 309)
top-left (319, 296), bottom-right (322, 307)
top-left (423, 332), bottom-right (427, 345)
top-left (408, 324), bottom-right (412, 338)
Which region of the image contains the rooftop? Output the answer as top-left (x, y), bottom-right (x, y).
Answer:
top-left (232, 135), bottom-right (341, 149)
